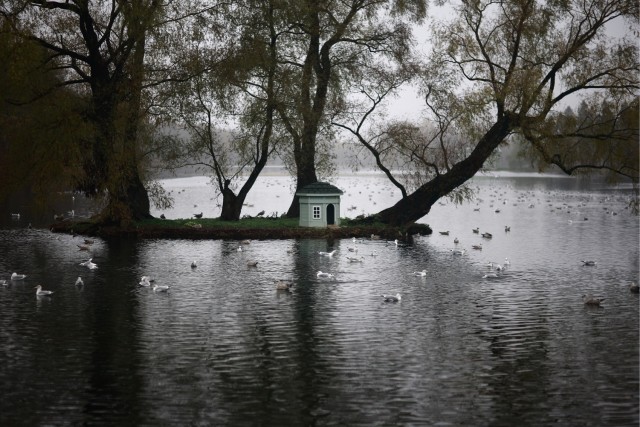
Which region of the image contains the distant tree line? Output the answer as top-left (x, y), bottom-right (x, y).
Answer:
top-left (0, 0), bottom-right (637, 227)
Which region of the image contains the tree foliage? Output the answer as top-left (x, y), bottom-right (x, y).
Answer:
top-left (0, 0), bottom-right (174, 224)
top-left (264, 0), bottom-right (427, 217)
top-left (366, 0), bottom-right (638, 226)
top-left (0, 21), bottom-right (88, 207)
top-left (159, 0), bottom-right (287, 220)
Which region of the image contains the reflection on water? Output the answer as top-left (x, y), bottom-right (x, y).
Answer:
top-left (0, 174), bottom-right (638, 426)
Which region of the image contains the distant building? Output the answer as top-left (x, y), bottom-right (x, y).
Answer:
top-left (296, 182), bottom-right (343, 227)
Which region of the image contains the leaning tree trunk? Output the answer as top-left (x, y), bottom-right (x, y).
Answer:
top-left (375, 115), bottom-right (516, 226)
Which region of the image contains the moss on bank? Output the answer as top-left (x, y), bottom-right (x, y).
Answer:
top-left (50, 217), bottom-right (432, 241)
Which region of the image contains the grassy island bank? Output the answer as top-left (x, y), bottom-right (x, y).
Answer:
top-left (50, 217), bottom-right (432, 241)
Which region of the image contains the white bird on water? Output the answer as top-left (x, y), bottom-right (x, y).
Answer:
top-left (318, 250), bottom-right (337, 257)
top-left (152, 283), bottom-right (170, 293)
top-left (35, 285), bottom-right (53, 296)
top-left (75, 277), bottom-right (84, 286)
top-left (79, 258), bottom-right (98, 270)
top-left (381, 293), bottom-right (401, 303)
top-left (483, 273), bottom-right (499, 279)
top-left (316, 271), bottom-right (335, 279)
top-left (452, 249), bottom-right (466, 256)
top-left (413, 270), bottom-right (427, 277)
top-left (11, 272), bottom-right (27, 280)
top-left (139, 276), bottom-right (152, 287)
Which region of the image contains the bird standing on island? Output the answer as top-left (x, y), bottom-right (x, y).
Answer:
top-left (194, 212), bottom-right (203, 219)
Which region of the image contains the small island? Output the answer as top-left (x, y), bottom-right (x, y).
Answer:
top-left (50, 216), bottom-right (432, 241)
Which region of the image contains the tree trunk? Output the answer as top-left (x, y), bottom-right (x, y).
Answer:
top-left (99, 155), bottom-right (151, 225)
top-left (219, 178), bottom-right (245, 221)
top-left (220, 191), bottom-right (243, 220)
top-left (286, 125), bottom-right (320, 217)
top-left (375, 115), bottom-right (515, 226)
top-left (96, 15), bottom-right (153, 226)
top-left (285, 158), bottom-right (318, 217)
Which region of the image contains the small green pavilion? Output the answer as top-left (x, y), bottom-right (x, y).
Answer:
top-left (296, 182), bottom-right (344, 227)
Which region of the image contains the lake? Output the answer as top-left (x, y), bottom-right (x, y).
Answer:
top-left (0, 172), bottom-right (638, 426)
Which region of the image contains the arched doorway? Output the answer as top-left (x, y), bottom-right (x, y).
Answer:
top-left (327, 203), bottom-right (335, 225)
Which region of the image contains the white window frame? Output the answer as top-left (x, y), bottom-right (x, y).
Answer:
top-left (312, 205), bottom-right (321, 220)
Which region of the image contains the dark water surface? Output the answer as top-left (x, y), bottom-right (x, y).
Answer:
top-left (1, 174), bottom-right (638, 426)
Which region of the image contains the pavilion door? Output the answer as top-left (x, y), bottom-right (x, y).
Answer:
top-left (327, 204), bottom-right (335, 225)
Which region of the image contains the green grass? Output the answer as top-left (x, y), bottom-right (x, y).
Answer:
top-left (57, 215), bottom-right (431, 239)
top-left (139, 216), bottom-right (302, 229)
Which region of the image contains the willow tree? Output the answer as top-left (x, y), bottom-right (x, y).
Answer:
top-left (0, 0), bottom-right (171, 224)
top-left (273, 0), bottom-right (427, 217)
top-left (353, 0), bottom-right (638, 226)
top-left (166, 0), bottom-right (285, 220)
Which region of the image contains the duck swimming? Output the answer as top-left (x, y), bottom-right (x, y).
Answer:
top-left (582, 294), bottom-right (604, 306)
top-left (381, 293), bottom-right (401, 303)
top-left (275, 280), bottom-right (294, 291)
